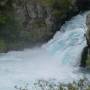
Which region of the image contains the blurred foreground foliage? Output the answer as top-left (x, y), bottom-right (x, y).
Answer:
top-left (15, 78), bottom-right (90, 90)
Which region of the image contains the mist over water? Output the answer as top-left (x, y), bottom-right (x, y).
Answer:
top-left (0, 13), bottom-right (89, 89)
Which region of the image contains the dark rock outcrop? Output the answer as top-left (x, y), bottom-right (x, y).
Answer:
top-left (80, 46), bottom-right (88, 67)
top-left (80, 12), bottom-right (90, 67)
top-left (86, 13), bottom-right (90, 40)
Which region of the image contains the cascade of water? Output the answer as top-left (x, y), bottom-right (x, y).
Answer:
top-left (0, 13), bottom-right (89, 90)
top-left (43, 13), bottom-right (87, 66)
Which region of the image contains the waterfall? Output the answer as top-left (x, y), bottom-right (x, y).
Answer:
top-left (0, 13), bottom-right (89, 90)
top-left (43, 13), bottom-right (87, 66)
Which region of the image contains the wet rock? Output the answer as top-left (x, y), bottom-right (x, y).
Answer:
top-left (86, 12), bottom-right (90, 41)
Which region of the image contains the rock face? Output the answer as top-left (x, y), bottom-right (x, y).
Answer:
top-left (81, 12), bottom-right (90, 67)
top-left (15, 0), bottom-right (90, 45)
top-left (86, 13), bottom-right (90, 41)
top-left (1, 0), bottom-right (90, 52)
top-left (0, 0), bottom-right (79, 52)
top-left (15, 0), bottom-right (54, 44)
top-left (15, 0), bottom-right (78, 44)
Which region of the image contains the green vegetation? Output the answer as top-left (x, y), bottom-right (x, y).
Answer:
top-left (39, 0), bottom-right (78, 31)
top-left (0, 0), bottom-right (13, 52)
top-left (36, 0), bottom-right (72, 7)
top-left (0, 39), bottom-right (6, 52)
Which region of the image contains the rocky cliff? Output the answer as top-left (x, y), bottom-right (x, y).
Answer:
top-left (86, 12), bottom-right (90, 40)
top-left (0, 0), bottom-right (90, 52)
top-left (14, 0), bottom-right (90, 46)
top-left (15, 0), bottom-right (77, 44)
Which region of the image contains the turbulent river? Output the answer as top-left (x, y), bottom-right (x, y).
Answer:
top-left (0, 12), bottom-right (90, 90)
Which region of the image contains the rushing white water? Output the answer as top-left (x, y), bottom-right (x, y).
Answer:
top-left (44, 13), bottom-right (87, 66)
top-left (0, 13), bottom-right (89, 90)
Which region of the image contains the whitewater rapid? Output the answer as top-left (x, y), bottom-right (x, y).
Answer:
top-left (0, 13), bottom-right (89, 90)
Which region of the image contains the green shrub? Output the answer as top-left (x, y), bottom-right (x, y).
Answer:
top-left (0, 15), bottom-right (7, 24)
top-left (0, 39), bottom-right (6, 52)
